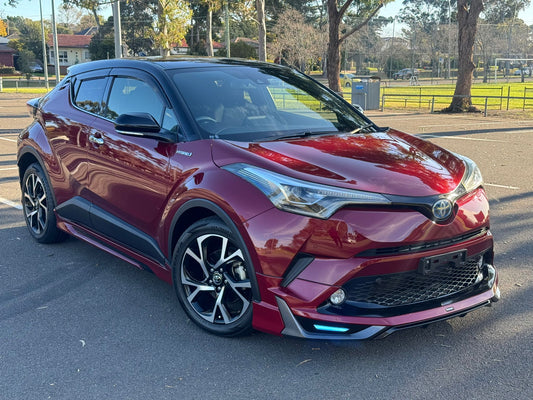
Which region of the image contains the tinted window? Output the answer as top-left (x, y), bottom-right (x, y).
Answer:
top-left (105, 77), bottom-right (165, 123)
top-left (74, 77), bottom-right (108, 114)
top-left (170, 66), bottom-right (368, 141)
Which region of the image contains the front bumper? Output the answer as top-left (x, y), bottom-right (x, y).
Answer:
top-left (275, 275), bottom-right (500, 340)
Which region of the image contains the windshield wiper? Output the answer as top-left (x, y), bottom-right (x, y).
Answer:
top-left (273, 130), bottom-right (337, 140)
top-left (349, 122), bottom-right (375, 134)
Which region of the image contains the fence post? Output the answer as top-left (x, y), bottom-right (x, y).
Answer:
top-left (524, 87), bottom-right (527, 111)
top-left (431, 97), bottom-right (435, 113)
top-left (0, 77), bottom-right (2, 92)
top-left (484, 97), bottom-right (488, 117)
top-left (506, 86), bottom-right (511, 110)
top-left (15, 80), bottom-right (19, 92)
top-left (381, 94), bottom-right (385, 111)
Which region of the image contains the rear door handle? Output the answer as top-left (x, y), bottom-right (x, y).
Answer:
top-left (89, 135), bottom-right (104, 145)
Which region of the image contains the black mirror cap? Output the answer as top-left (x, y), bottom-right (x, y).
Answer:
top-left (115, 112), bottom-right (161, 134)
top-left (27, 97), bottom-right (41, 118)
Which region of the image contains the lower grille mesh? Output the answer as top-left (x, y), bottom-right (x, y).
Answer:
top-left (343, 256), bottom-right (483, 308)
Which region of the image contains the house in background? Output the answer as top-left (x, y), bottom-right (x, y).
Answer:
top-left (46, 34), bottom-right (92, 74)
top-left (0, 36), bottom-right (15, 68)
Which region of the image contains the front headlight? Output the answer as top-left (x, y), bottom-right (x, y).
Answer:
top-left (456, 154), bottom-right (483, 195)
top-left (223, 163), bottom-right (391, 219)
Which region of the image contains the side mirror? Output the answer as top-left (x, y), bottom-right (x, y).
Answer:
top-left (115, 112), bottom-right (175, 143)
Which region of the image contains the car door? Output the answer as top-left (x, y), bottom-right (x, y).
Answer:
top-left (84, 69), bottom-right (178, 261)
top-left (43, 71), bottom-right (110, 207)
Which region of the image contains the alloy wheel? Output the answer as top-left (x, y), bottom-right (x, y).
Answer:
top-left (180, 233), bottom-right (252, 325)
top-left (23, 172), bottom-right (48, 235)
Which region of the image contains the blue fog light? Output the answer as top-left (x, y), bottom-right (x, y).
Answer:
top-left (313, 324), bottom-right (349, 333)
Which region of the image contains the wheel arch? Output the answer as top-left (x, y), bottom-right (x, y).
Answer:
top-left (168, 198), bottom-right (261, 302)
top-left (17, 147), bottom-right (59, 207)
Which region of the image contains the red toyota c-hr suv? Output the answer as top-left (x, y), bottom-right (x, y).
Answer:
top-left (17, 58), bottom-right (500, 339)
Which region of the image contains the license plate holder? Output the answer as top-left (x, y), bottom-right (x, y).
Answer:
top-left (418, 250), bottom-right (467, 275)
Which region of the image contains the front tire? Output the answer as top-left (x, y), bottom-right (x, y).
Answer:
top-left (172, 217), bottom-right (254, 337)
top-left (21, 163), bottom-right (65, 243)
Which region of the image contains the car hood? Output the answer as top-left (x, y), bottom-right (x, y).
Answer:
top-left (212, 129), bottom-right (465, 197)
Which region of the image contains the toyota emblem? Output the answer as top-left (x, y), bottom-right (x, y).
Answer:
top-left (432, 199), bottom-right (453, 220)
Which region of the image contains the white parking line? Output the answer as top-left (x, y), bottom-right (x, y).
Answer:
top-left (0, 137), bottom-right (17, 143)
top-left (421, 135), bottom-right (505, 142)
top-left (0, 167), bottom-right (18, 171)
top-left (485, 183), bottom-right (520, 190)
top-left (0, 197), bottom-right (22, 210)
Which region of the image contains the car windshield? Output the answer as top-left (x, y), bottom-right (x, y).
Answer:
top-left (168, 64), bottom-right (371, 142)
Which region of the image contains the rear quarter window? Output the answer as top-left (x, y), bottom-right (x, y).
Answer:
top-left (73, 77), bottom-right (108, 114)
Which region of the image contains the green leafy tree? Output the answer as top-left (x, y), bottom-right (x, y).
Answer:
top-left (15, 49), bottom-right (35, 73)
top-left (155, 0), bottom-right (192, 56)
top-left (88, 17), bottom-right (115, 60)
top-left (6, 17), bottom-right (45, 61)
top-left (120, 0), bottom-right (156, 55)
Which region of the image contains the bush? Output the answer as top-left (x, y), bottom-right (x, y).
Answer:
top-left (0, 66), bottom-right (16, 75)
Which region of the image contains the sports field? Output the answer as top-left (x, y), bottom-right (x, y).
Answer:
top-left (347, 81), bottom-right (533, 111)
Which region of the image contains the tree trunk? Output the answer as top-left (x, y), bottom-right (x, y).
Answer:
top-left (326, 0), bottom-right (383, 94)
top-left (256, 0), bottom-right (267, 61)
top-left (326, 0), bottom-right (341, 93)
top-left (206, 9), bottom-right (214, 56)
top-left (444, 0), bottom-right (484, 113)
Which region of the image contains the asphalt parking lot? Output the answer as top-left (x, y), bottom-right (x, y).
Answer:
top-left (1, 93), bottom-right (532, 400)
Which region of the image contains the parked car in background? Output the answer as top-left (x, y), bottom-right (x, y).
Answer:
top-left (393, 68), bottom-right (419, 80)
top-left (340, 73), bottom-right (360, 87)
top-left (514, 67), bottom-right (531, 75)
top-left (28, 62), bottom-right (43, 73)
top-left (18, 58), bottom-right (499, 340)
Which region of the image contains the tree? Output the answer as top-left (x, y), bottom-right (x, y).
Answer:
top-left (58, 3), bottom-right (83, 33)
top-left (272, 8), bottom-right (323, 72)
top-left (326, 0), bottom-right (385, 93)
top-left (443, 0), bottom-right (484, 112)
top-left (120, 0), bottom-right (156, 56)
top-left (88, 16), bottom-right (115, 59)
top-left (200, 0), bottom-right (223, 56)
top-left (0, 19), bottom-right (8, 37)
top-left (6, 17), bottom-right (44, 60)
top-left (63, 0), bottom-right (103, 31)
top-left (155, 0), bottom-right (192, 56)
top-left (400, 0), bottom-right (457, 79)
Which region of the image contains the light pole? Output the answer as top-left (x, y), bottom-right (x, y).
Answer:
top-left (112, 1), bottom-right (122, 58)
top-left (446, 0), bottom-right (451, 80)
top-left (39, 0), bottom-right (49, 90)
top-left (50, 0), bottom-right (60, 84)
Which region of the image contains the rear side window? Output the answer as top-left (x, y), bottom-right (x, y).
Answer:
top-left (104, 77), bottom-right (165, 123)
top-left (73, 77), bottom-right (108, 114)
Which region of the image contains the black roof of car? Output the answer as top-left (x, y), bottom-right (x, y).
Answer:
top-left (67, 57), bottom-right (281, 77)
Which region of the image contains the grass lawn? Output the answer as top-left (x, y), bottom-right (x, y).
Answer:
top-left (371, 82), bottom-right (533, 111)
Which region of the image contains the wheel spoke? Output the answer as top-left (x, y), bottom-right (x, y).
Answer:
top-left (24, 192), bottom-right (35, 207)
top-left (185, 245), bottom-right (209, 280)
top-left (214, 246), bottom-right (244, 269)
top-left (185, 281), bottom-right (216, 303)
top-left (224, 273), bottom-right (251, 307)
top-left (26, 209), bottom-right (38, 219)
top-left (210, 286), bottom-right (231, 324)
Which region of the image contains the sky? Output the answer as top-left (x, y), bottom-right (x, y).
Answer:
top-left (2, 0), bottom-right (533, 37)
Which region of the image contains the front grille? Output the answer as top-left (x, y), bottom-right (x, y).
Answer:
top-left (343, 256), bottom-right (483, 308)
top-left (356, 228), bottom-right (487, 257)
